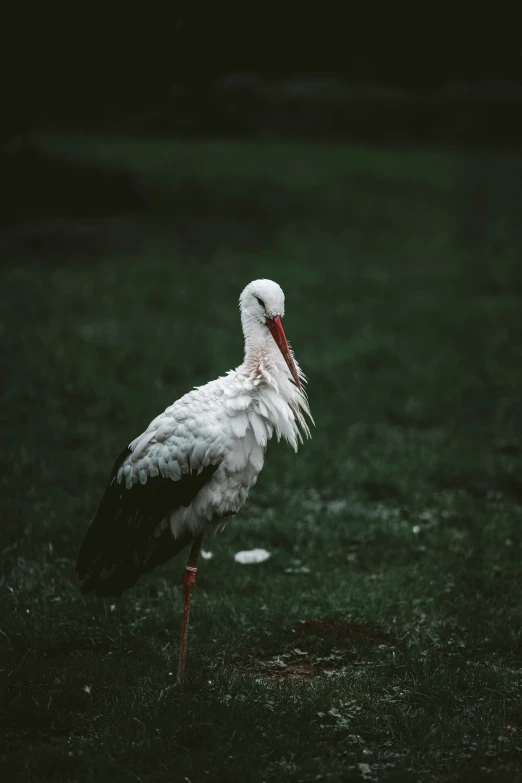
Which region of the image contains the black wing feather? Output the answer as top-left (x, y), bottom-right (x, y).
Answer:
top-left (77, 446), bottom-right (219, 597)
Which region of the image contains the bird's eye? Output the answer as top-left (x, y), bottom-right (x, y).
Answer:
top-left (255, 296), bottom-right (266, 309)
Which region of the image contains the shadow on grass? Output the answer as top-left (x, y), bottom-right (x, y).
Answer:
top-left (0, 143), bottom-right (146, 261)
top-left (1, 138), bottom-right (453, 265)
top-left (1, 143), bottom-right (146, 224)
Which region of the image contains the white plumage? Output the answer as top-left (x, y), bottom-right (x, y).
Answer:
top-left (77, 279), bottom-right (313, 598)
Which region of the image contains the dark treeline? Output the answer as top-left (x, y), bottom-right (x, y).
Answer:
top-left (2, 6), bottom-right (522, 146)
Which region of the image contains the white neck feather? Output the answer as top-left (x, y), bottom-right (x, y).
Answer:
top-left (234, 310), bottom-right (313, 449)
top-left (240, 312), bottom-right (285, 382)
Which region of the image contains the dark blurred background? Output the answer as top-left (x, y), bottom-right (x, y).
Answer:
top-left (2, 7), bottom-right (521, 253)
top-left (2, 7), bottom-right (522, 146)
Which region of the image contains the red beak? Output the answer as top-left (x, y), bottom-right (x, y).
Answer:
top-left (266, 315), bottom-right (302, 390)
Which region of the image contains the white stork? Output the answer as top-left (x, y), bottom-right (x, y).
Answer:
top-left (77, 279), bottom-right (313, 681)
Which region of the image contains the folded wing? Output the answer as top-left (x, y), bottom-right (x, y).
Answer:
top-left (77, 443), bottom-right (220, 596)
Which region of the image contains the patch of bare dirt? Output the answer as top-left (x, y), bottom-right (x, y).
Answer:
top-left (230, 618), bottom-right (391, 681)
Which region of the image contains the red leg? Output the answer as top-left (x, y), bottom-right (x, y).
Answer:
top-left (176, 534), bottom-right (203, 683)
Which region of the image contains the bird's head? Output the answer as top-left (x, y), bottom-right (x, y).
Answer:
top-left (239, 279), bottom-right (301, 390)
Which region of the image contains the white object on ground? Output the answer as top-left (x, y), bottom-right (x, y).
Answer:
top-left (234, 548), bottom-right (271, 564)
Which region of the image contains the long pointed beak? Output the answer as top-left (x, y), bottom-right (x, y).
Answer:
top-left (266, 315), bottom-right (302, 390)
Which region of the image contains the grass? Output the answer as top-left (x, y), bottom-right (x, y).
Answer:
top-left (1, 134), bottom-right (522, 781)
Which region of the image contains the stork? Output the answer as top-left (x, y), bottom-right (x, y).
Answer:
top-left (76, 279), bottom-right (313, 681)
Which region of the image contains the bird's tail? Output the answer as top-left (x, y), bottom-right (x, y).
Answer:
top-left (78, 528), bottom-right (194, 597)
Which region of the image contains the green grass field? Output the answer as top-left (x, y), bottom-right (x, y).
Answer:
top-left (1, 135), bottom-right (522, 781)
